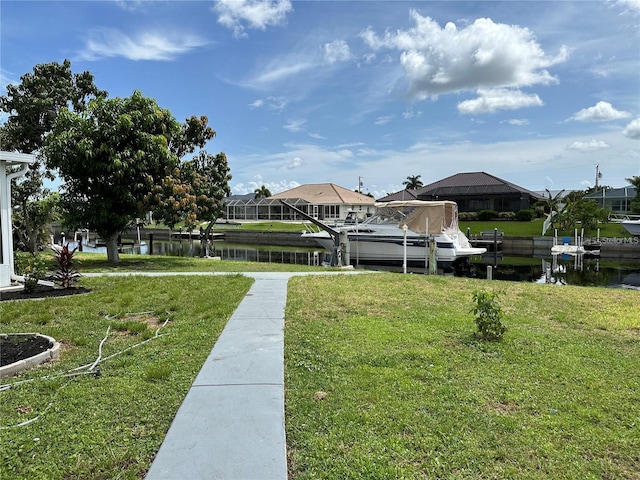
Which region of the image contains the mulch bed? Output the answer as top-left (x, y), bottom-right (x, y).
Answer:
top-left (0, 285), bottom-right (90, 302)
top-left (0, 335), bottom-right (53, 367)
top-left (1, 286), bottom-right (90, 367)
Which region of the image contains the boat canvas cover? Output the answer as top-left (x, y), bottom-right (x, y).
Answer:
top-left (374, 200), bottom-right (458, 234)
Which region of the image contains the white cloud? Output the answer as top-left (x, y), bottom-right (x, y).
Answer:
top-left (233, 177), bottom-right (300, 195)
top-left (308, 132), bottom-right (326, 140)
top-left (402, 107), bottom-right (422, 119)
top-left (361, 53), bottom-right (376, 65)
top-left (214, 0), bottom-right (293, 37)
top-left (622, 118), bottom-right (640, 139)
top-left (287, 156), bottom-right (304, 169)
top-left (283, 119), bottom-right (307, 132)
top-left (458, 88), bottom-right (543, 114)
top-left (360, 11), bottom-right (567, 99)
top-left (611, 0), bottom-right (640, 16)
top-left (249, 96), bottom-right (287, 111)
top-left (336, 149), bottom-right (354, 158)
top-left (566, 139), bottom-right (611, 152)
top-left (78, 28), bottom-right (209, 61)
top-left (251, 59), bottom-right (315, 86)
top-left (568, 101), bottom-right (631, 122)
top-left (323, 40), bottom-right (352, 65)
top-left (503, 119), bottom-right (530, 126)
top-left (374, 115), bottom-right (394, 125)
top-left (115, 0), bottom-right (141, 11)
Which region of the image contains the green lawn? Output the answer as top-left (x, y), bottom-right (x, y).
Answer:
top-left (2, 261), bottom-right (639, 479)
top-left (460, 219), bottom-right (632, 238)
top-left (215, 221), bottom-right (309, 233)
top-left (285, 274), bottom-right (640, 479)
top-left (0, 274), bottom-right (253, 479)
top-left (72, 252), bottom-right (326, 273)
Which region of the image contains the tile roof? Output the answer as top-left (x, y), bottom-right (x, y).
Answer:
top-left (417, 172), bottom-right (544, 199)
top-left (269, 183), bottom-right (376, 204)
top-left (376, 189), bottom-right (419, 202)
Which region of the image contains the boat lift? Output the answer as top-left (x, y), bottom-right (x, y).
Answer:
top-left (279, 200), bottom-right (347, 266)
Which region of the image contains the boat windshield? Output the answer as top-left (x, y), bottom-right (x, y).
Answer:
top-left (361, 207), bottom-right (408, 225)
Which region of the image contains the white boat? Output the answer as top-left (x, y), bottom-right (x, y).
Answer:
top-left (551, 244), bottom-right (585, 255)
top-left (301, 200), bottom-right (486, 268)
top-left (621, 220), bottom-right (640, 237)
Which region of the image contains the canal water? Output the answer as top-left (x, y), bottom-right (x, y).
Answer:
top-left (75, 239), bottom-right (640, 290)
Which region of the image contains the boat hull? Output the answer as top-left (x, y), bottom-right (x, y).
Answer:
top-left (303, 231), bottom-right (485, 267)
top-left (622, 220), bottom-right (640, 237)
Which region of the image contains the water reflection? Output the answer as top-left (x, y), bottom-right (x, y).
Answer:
top-left (75, 239), bottom-right (331, 267)
top-left (469, 255), bottom-right (640, 290)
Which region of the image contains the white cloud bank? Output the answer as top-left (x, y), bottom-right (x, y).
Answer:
top-left (458, 88), bottom-right (543, 114)
top-left (568, 101), bottom-right (631, 122)
top-left (78, 28), bottom-right (209, 61)
top-left (214, 0), bottom-right (292, 37)
top-left (566, 139), bottom-right (610, 152)
top-left (622, 118), bottom-right (640, 139)
top-left (360, 10), bottom-right (567, 109)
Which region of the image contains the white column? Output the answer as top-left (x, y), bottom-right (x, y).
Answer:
top-left (0, 152), bottom-right (35, 288)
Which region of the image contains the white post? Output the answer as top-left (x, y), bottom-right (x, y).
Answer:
top-left (402, 224), bottom-right (408, 274)
top-left (424, 218), bottom-right (429, 271)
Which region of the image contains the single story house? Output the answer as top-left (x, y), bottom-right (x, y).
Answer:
top-left (411, 172), bottom-right (544, 213)
top-left (225, 183), bottom-right (376, 222)
top-left (583, 186), bottom-right (636, 214)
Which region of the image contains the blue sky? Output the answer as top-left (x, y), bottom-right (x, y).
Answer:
top-left (2, 0), bottom-right (639, 197)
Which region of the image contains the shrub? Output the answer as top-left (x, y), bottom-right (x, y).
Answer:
top-left (516, 209), bottom-right (535, 221)
top-left (478, 210), bottom-right (498, 221)
top-left (14, 251), bottom-right (48, 292)
top-left (471, 290), bottom-right (506, 341)
top-left (50, 243), bottom-right (81, 288)
top-left (459, 212), bottom-right (479, 221)
top-left (498, 211), bottom-right (516, 221)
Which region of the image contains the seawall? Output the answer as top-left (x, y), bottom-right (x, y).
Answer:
top-left (95, 227), bottom-right (640, 259)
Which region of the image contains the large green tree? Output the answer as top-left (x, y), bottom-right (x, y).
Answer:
top-left (0, 60), bottom-right (106, 252)
top-left (43, 90), bottom-right (183, 262)
top-left (149, 150), bottom-right (231, 234)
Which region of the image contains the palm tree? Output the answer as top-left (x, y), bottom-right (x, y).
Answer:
top-left (254, 185), bottom-right (271, 199)
top-left (402, 175), bottom-right (423, 190)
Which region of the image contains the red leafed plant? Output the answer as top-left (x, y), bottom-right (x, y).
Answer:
top-left (50, 243), bottom-right (81, 288)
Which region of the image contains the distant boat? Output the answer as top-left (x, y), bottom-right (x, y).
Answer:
top-left (551, 244), bottom-right (585, 255)
top-left (582, 239), bottom-right (601, 256)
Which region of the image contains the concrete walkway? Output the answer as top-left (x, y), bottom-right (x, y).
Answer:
top-left (131, 271), bottom-right (364, 480)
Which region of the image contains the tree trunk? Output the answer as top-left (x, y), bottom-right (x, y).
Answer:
top-left (105, 233), bottom-right (120, 263)
top-left (203, 219), bottom-right (217, 258)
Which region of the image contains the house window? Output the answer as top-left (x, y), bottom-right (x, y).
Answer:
top-left (324, 205), bottom-right (339, 218)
